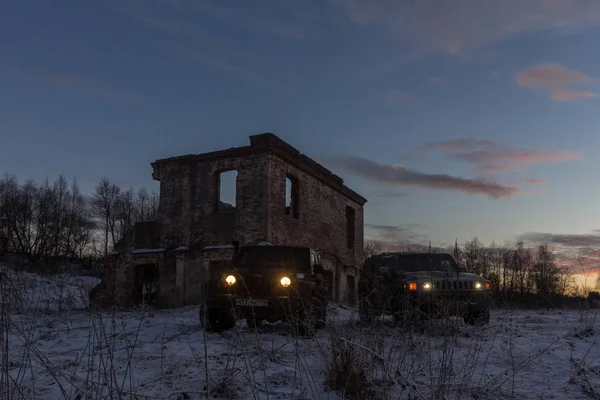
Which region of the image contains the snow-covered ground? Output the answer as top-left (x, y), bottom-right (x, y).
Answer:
top-left (3, 267), bottom-right (600, 399)
top-left (0, 265), bottom-right (100, 312)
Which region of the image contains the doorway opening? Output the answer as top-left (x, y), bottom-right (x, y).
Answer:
top-left (133, 263), bottom-right (159, 305)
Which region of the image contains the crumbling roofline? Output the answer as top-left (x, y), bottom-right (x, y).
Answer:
top-left (151, 132), bottom-right (367, 206)
top-left (152, 145), bottom-right (254, 166)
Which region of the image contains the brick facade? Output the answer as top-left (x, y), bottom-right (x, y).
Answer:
top-left (91, 133), bottom-right (367, 308)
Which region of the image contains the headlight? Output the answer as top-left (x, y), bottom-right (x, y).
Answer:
top-left (280, 276), bottom-right (291, 287)
top-left (225, 275), bottom-right (236, 286)
top-left (423, 281), bottom-right (432, 290)
top-left (474, 281), bottom-right (482, 290)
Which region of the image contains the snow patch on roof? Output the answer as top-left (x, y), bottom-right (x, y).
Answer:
top-left (174, 246), bottom-right (189, 251)
top-left (257, 241), bottom-right (273, 246)
top-left (203, 244), bottom-right (235, 250)
top-left (132, 248), bottom-right (165, 254)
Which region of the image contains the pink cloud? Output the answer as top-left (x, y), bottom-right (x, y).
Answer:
top-left (419, 138), bottom-right (581, 174)
top-left (516, 64), bottom-right (594, 88)
top-left (516, 64), bottom-right (598, 102)
top-left (519, 232), bottom-right (600, 274)
top-left (332, 155), bottom-right (519, 198)
top-left (517, 179), bottom-right (548, 185)
top-left (465, 149), bottom-right (582, 174)
top-left (520, 231), bottom-right (600, 248)
top-left (550, 90), bottom-right (599, 102)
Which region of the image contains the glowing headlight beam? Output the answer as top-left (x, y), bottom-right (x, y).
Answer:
top-left (225, 275), bottom-right (236, 286)
top-left (423, 282), bottom-right (432, 290)
top-left (474, 281), bottom-right (482, 289)
top-left (280, 276), bottom-right (291, 287)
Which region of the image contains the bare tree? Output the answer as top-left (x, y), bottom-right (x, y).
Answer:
top-left (364, 242), bottom-right (382, 259)
top-left (556, 266), bottom-right (575, 296)
top-left (531, 243), bottom-right (560, 296)
top-left (92, 178), bottom-right (121, 256)
top-left (464, 237), bottom-right (484, 275)
top-left (452, 239), bottom-right (463, 265)
top-left (0, 174), bottom-right (96, 261)
top-left (148, 189), bottom-right (159, 220)
top-left (115, 188), bottom-right (136, 243)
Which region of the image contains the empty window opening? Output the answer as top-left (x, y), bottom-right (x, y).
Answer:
top-left (346, 206), bottom-right (355, 249)
top-left (133, 264), bottom-right (159, 305)
top-left (285, 175), bottom-right (299, 218)
top-left (345, 275), bottom-right (357, 306)
top-left (216, 170), bottom-right (238, 211)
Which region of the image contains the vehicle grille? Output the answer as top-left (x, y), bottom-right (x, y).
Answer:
top-left (434, 280), bottom-right (474, 290)
top-left (235, 275), bottom-right (276, 296)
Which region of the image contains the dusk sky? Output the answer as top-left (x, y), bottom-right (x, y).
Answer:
top-left (2, 0), bottom-right (600, 259)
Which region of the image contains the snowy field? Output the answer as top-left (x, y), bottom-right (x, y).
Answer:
top-left (3, 267), bottom-right (600, 399)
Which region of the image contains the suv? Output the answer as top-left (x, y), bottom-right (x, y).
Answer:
top-left (200, 244), bottom-right (328, 335)
top-left (358, 252), bottom-right (492, 326)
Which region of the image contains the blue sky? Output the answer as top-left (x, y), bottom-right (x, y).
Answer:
top-left (2, 0), bottom-right (600, 254)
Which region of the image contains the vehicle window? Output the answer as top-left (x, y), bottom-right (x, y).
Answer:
top-left (440, 259), bottom-right (453, 272)
top-left (397, 254), bottom-right (457, 272)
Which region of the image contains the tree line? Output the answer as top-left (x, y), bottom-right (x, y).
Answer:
top-left (0, 174), bottom-right (158, 261)
top-left (365, 237), bottom-right (586, 299)
top-left (1, 172), bottom-right (594, 300)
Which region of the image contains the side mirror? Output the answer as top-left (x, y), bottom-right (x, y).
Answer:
top-left (458, 266), bottom-right (468, 273)
top-left (313, 264), bottom-right (324, 275)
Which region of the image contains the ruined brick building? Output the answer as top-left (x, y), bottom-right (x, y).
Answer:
top-left (91, 133), bottom-right (367, 308)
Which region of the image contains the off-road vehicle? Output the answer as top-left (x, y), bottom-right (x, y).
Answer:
top-left (200, 244), bottom-right (328, 335)
top-left (358, 252), bottom-right (492, 326)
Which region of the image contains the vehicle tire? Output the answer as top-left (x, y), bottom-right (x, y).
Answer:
top-left (392, 295), bottom-right (407, 325)
top-left (358, 294), bottom-right (374, 324)
top-left (246, 314), bottom-right (263, 329)
top-left (204, 308), bottom-right (236, 332)
top-left (199, 303), bottom-right (207, 327)
top-left (464, 308), bottom-right (490, 326)
top-left (405, 307), bottom-right (427, 333)
top-left (313, 289), bottom-right (328, 329)
top-left (296, 303), bottom-right (318, 337)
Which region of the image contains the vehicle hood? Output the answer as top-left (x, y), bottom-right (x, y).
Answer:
top-left (404, 271), bottom-right (486, 281)
top-left (233, 266), bottom-right (302, 276)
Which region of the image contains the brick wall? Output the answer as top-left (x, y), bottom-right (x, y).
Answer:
top-left (130, 132), bottom-right (369, 307)
top-left (154, 154), bottom-right (270, 248)
top-left (266, 154), bottom-right (365, 268)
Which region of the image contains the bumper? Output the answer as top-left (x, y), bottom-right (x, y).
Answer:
top-left (206, 294), bottom-right (308, 321)
top-left (408, 291), bottom-right (491, 315)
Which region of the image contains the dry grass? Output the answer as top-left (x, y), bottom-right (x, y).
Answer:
top-left (2, 264), bottom-right (600, 399)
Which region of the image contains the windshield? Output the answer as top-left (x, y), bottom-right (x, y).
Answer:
top-left (394, 254), bottom-right (458, 273)
top-left (235, 246), bottom-right (310, 270)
